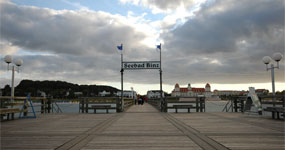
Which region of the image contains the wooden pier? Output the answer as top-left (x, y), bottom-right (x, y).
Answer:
top-left (1, 103), bottom-right (284, 150)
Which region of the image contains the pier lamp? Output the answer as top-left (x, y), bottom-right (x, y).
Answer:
top-left (4, 55), bottom-right (23, 105)
top-left (262, 52), bottom-right (283, 107)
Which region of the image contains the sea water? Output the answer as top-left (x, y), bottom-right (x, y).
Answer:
top-left (15, 101), bottom-right (275, 117)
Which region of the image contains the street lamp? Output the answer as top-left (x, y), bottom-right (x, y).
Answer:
top-left (4, 55), bottom-right (23, 105)
top-left (262, 52), bottom-right (283, 107)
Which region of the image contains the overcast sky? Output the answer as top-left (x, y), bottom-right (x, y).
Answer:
top-left (0, 0), bottom-right (284, 94)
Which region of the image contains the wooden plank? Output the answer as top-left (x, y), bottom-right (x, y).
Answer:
top-left (0, 108), bottom-right (21, 114)
top-left (1, 104), bottom-right (284, 150)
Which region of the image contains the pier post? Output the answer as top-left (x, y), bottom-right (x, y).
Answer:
top-left (80, 99), bottom-right (83, 113)
top-left (41, 99), bottom-right (44, 114)
top-left (234, 97), bottom-right (238, 112)
top-left (47, 98), bottom-right (51, 113)
top-left (240, 98), bottom-right (244, 113)
top-left (199, 97), bottom-right (203, 112)
top-left (196, 97), bottom-right (199, 112)
top-left (85, 98), bottom-right (88, 113)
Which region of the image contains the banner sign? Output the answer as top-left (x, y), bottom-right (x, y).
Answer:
top-left (123, 61), bottom-right (160, 70)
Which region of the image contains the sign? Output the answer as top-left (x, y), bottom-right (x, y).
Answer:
top-left (123, 61), bottom-right (160, 70)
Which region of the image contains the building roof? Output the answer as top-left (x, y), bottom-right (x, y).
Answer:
top-left (180, 88), bottom-right (188, 92)
top-left (175, 83), bottom-right (179, 88)
top-left (205, 83), bottom-right (210, 87)
top-left (255, 89), bottom-right (268, 92)
top-left (192, 88), bottom-right (205, 92)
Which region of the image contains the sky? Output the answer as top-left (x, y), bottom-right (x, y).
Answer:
top-left (0, 0), bottom-right (284, 95)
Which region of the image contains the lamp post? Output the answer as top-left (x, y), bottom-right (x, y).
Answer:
top-left (4, 55), bottom-right (23, 106)
top-left (262, 52), bottom-right (283, 107)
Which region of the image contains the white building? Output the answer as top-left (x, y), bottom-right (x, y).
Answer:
top-left (116, 90), bottom-right (137, 99)
top-left (213, 90), bottom-right (247, 96)
top-left (74, 92), bottom-right (83, 97)
top-left (147, 90), bottom-right (165, 99)
top-left (171, 83), bottom-right (213, 98)
top-left (99, 90), bottom-right (111, 97)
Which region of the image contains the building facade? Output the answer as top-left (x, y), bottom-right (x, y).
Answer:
top-left (171, 83), bottom-right (212, 98)
top-left (116, 90), bottom-right (137, 99)
top-left (147, 90), bottom-right (165, 99)
top-left (213, 90), bottom-right (248, 96)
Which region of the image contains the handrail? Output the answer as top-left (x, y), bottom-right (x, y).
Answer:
top-left (222, 100), bottom-right (230, 112)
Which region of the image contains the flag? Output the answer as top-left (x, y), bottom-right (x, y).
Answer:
top-left (117, 44), bottom-right (123, 51)
top-left (157, 44), bottom-right (161, 50)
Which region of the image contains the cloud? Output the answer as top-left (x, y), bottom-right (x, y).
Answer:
top-left (161, 0), bottom-right (284, 84)
top-left (120, 0), bottom-right (205, 14)
top-left (0, 0), bottom-right (284, 92)
top-left (0, 2), bottom-right (152, 57)
top-left (0, 41), bottom-right (20, 55)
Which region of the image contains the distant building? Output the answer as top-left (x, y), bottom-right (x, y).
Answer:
top-left (116, 90), bottom-right (137, 99)
top-left (37, 90), bottom-right (46, 97)
top-left (255, 89), bottom-right (269, 96)
top-left (147, 90), bottom-right (165, 99)
top-left (99, 90), bottom-right (111, 97)
top-left (171, 83), bottom-right (212, 98)
top-left (74, 92), bottom-right (83, 97)
top-left (213, 90), bottom-right (247, 96)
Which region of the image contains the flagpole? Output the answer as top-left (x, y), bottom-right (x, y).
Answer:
top-left (159, 43), bottom-right (163, 112)
top-left (120, 44), bottom-right (124, 112)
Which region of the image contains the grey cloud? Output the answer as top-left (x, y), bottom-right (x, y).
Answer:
top-left (164, 0), bottom-right (284, 55)
top-left (161, 0), bottom-right (284, 84)
top-left (1, 2), bottom-right (146, 56)
top-left (0, 0), bottom-right (284, 90)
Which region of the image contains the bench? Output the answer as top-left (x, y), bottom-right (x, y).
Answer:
top-left (0, 108), bottom-right (21, 121)
top-left (91, 105), bottom-right (114, 113)
top-left (263, 107), bottom-right (285, 119)
top-left (173, 105), bottom-right (194, 113)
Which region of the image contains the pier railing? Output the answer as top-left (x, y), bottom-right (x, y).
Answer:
top-left (0, 96), bottom-right (55, 114)
top-left (0, 96), bottom-right (63, 120)
top-left (79, 97), bottom-right (134, 113)
top-left (222, 95), bottom-right (284, 113)
top-left (148, 96), bottom-right (206, 112)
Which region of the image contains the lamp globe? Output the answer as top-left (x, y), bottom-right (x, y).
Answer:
top-left (262, 56), bottom-right (271, 64)
top-left (4, 55), bottom-right (13, 64)
top-left (272, 53), bottom-right (283, 62)
top-left (14, 59), bottom-right (23, 66)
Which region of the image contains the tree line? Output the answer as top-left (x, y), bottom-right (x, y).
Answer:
top-left (1, 80), bottom-right (119, 98)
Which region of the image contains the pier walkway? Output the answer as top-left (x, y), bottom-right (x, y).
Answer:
top-left (1, 103), bottom-right (284, 150)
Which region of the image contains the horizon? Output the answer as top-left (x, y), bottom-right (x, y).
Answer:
top-left (1, 0), bottom-right (284, 95)
top-left (1, 79), bottom-right (284, 95)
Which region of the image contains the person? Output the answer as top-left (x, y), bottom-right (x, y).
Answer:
top-left (141, 96), bottom-right (145, 105)
top-left (144, 96), bottom-right (147, 103)
top-left (138, 96), bottom-right (142, 105)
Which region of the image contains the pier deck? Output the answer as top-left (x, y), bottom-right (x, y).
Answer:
top-left (1, 103), bottom-right (284, 150)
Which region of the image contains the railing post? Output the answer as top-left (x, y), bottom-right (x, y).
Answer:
top-left (234, 97), bottom-right (238, 112)
top-left (41, 99), bottom-right (44, 114)
top-left (47, 98), bottom-right (51, 113)
top-left (85, 98), bottom-right (88, 113)
top-left (199, 97), bottom-right (203, 112)
top-left (81, 98), bottom-right (84, 113)
top-left (196, 97), bottom-right (199, 112)
top-left (240, 98), bottom-right (244, 113)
